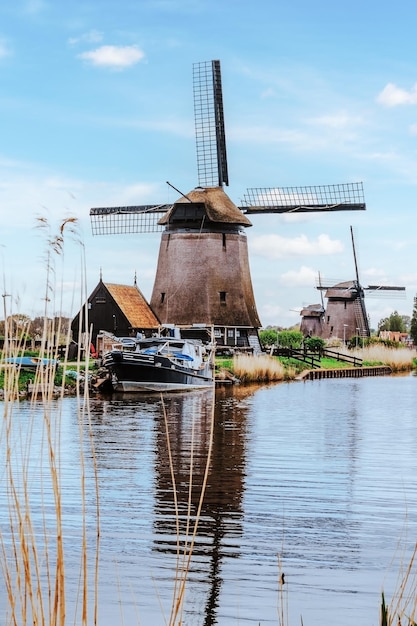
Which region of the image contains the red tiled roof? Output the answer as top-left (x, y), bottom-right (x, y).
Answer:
top-left (104, 283), bottom-right (159, 328)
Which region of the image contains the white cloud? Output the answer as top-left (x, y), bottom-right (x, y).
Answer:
top-left (68, 30), bottom-right (104, 46)
top-left (250, 233), bottom-right (344, 260)
top-left (376, 82), bottom-right (417, 107)
top-left (78, 45), bottom-right (145, 69)
top-left (280, 265), bottom-right (317, 287)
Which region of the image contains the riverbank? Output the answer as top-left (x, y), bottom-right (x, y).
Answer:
top-left (1, 345), bottom-right (416, 398)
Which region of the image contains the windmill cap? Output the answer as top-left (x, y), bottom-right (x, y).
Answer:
top-left (158, 186), bottom-right (252, 227)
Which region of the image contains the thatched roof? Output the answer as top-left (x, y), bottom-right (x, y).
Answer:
top-left (159, 186), bottom-right (252, 227)
top-left (104, 283), bottom-right (159, 328)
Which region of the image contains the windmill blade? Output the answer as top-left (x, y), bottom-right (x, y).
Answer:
top-left (365, 285), bottom-right (406, 297)
top-left (240, 182), bottom-right (365, 213)
top-left (90, 204), bottom-right (170, 235)
top-left (350, 225), bottom-right (361, 287)
top-left (193, 59), bottom-right (229, 188)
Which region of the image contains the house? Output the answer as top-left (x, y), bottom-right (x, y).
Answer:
top-left (71, 278), bottom-right (160, 353)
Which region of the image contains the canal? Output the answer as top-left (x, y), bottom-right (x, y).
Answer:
top-left (1, 373), bottom-right (416, 626)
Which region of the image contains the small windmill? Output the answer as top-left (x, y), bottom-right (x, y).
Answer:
top-left (90, 60), bottom-right (366, 353)
top-left (315, 226), bottom-right (405, 340)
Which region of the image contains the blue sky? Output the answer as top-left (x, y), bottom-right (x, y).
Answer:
top-left (0, 0), bottom-right (416, 329)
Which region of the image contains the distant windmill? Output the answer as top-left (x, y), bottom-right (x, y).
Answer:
top-left (90, 60), bottom-right (366, 353)
top-left (314, 226), bottom-right (405, 341)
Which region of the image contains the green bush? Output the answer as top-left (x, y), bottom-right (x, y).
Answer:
top-left (277, 330), bottom-right (303, 349)
top-left (259, 329), bottom-right (278, 349)
top-left (304, 336), bottom-right (325, 353)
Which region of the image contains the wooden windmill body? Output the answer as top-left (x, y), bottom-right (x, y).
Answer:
top-left (90, 61), bottom-right (366, 351)
top-left (315, 227), bottom-right (405, 341)
top-left (150, 187), bottom-right (261, 350)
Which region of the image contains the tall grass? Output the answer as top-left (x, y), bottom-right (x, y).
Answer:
top-left (232, 354), bottom-right (296, 383)
top-left (163, 385), bottom-right (216, 626)
top-left (0, 218), bottom-right (100, 625)
top-left (349, 345), bottom-right (417, 372)
top-left (0, 216), bottom-right (216, 625)
top-left (381, 541), bottom-right (417, 625)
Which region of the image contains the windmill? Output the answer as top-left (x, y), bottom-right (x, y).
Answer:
top-left (90, 60), bottom-right (366, 353)
top-left (314, 226), bottom-right (405, 341)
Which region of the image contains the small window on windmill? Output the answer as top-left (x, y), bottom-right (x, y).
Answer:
top-left (219, 291), bottom-right (227, 304)
top-left (95, 296), bottom-right (106, 304)
top-left (160, 292), bottom-right (165, 304)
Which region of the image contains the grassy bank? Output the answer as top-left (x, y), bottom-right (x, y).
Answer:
top-left (216, 345), bottom-right (417, 384)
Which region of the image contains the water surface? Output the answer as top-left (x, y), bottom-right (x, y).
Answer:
top-left (1, 374), bottom-right (416, 626)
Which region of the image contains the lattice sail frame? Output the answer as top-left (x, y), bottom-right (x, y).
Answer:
top-left (90, 63), bottom-right (367, 236)
top-left (240, 182), bottom-right (365, 213)
top-left (316, 277), bottom-right (406, 297)
top-left (90, 205), bottom-right (169, 235)
top-left (193, 60), bottom-right (229, 188)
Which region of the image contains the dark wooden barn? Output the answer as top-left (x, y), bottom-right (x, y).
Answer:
top-left (71, 279), bottom-right (160, 351)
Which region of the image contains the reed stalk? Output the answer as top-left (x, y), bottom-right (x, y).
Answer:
top-left (0, 217), bottom-right (100, 625)
top-left (163, 381), bottom-right (216, 626)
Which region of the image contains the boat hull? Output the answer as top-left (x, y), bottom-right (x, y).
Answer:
top-left (103, 350), bottom-right (214, 393)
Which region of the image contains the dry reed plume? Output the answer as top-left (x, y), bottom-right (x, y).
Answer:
top-left (0, 217), bottom-right (100, 625)
top-left (233, 353), bottom-right (295, 382)
top-left (349, 345), bottom-right (417, 372)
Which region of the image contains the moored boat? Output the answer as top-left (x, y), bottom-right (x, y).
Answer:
top-left (99, 326), bottom-right (215, 392)
top-left (3, 356), bottom-right (59, 371)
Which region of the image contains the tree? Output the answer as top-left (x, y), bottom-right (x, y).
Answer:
top-left (304, 336), bottom-right (325, 353)
top-left (378, 310), bottom-right (406, 333)
top-left (277, 330), bottom-right (303, 349)
top-left (410, 295), bottom-right (417, 346)
top-left (259, 329), bottom-right (278, 349)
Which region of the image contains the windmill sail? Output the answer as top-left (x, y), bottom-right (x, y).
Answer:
top-left (240, 182), bottom-right (365, 214)
top-left (193, 59), bottom-right (229, 188)
top-left (90, 204), bottom-right (169, 235)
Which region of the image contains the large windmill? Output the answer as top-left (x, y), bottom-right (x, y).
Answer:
top-left (311, 226), bottom-right (405, 341)
top-left (90, 60), bottom-right (366, 353)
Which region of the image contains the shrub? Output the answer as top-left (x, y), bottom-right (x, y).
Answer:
top-left (259, 328), bottom-right (278, 349)
top-left (277, 330), bottom-right (303, 349)
top-left (304, 336), bottom-right (325, 353)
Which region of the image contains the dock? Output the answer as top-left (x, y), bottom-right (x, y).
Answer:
top-left (298, 365), bottom-right (392, 381)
